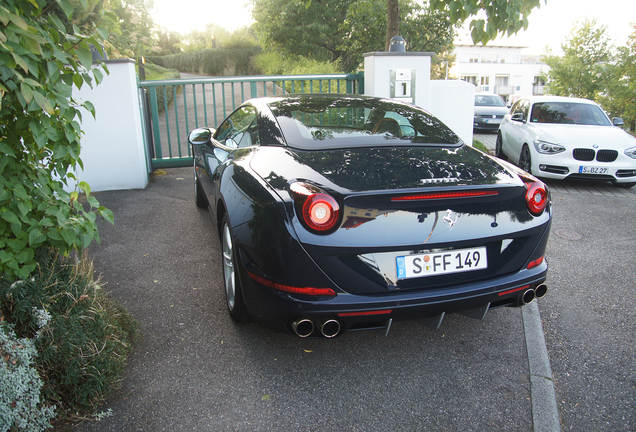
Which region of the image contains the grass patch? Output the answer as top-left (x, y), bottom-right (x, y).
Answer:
top-left (473, 139), bottom-right (489, 154)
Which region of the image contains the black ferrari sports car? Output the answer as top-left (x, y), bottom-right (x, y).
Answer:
top-left (190, 94), bottom-right (551, 338)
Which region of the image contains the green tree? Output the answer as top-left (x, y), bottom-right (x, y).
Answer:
top-left (154, 27), bottom-right (183, 54)
top-left (0, 0), bottom-right (113, 279)
top-left (253, 0), bottom-right (353, 67)
top-left (176, 23), bottom-right (230, 53)
top-left (541, 19), bottom-right (614, 100)
top-left (599, 24), bottom-right (636, 131)
top-left (340, 0), bottom-right (457, 72)
top-left (430, 0), bottom-right (544, 44)
top-left (253, 0), bottom-right (457, 72)
top-left (104, 0), bottom-right (155, 57)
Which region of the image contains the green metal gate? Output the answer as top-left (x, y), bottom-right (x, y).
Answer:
top-left (138, 73), bottom-right (364, 169)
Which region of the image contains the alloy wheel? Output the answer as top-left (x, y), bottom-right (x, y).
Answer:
top-left (222, 222), bottom-right (236, 311)
top-left (519, 145), bottom-right (532, 174)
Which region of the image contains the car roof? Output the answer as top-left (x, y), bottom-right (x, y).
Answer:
top-left (248, 93), bottom-right (410, 109)
top-left (524, 96), bottom-right (600, 106)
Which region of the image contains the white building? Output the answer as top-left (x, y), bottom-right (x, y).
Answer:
top-left (451, 44), bottom-right (549, 105)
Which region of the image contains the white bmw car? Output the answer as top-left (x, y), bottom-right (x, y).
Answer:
top-left (497, 96), bottom-right (636, 188)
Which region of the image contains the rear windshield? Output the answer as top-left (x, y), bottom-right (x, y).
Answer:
top-left (268, 97), bottom-right (461, 150)
top-left (530, 102), bottom-right (611, 126)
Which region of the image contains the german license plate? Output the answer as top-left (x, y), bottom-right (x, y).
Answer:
top-left (486, 119), bottom-right (501, 124)
top-left (579, 166), bottom-right (609, 174)
top-left (396, 247), bottom-right (487, 279)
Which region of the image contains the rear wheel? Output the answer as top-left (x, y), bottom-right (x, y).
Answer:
top-left (221, 215), bottom-right (249, 323)
top-left (519, 144), bottom-right (532, 174)
top-left (495, 132), bottom-right (506, 159)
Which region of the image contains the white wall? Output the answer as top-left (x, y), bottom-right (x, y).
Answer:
top-left (72, 59), bottom-right (148, 191)
top-left (428, 80), bottom-right (475, 145)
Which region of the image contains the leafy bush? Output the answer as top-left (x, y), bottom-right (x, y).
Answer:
top-left (140, 62), bottom-right (182, 111)
top-left (1, 323), bottom-right (56, 431)
top-left (146, 46), bottom-right (263, 77)
top-left (0, 249), bottom-right (137, 418)
top-left (253, 53), bottom-right (348, 93)
top-left (0, 0), bottom-right (113, 280)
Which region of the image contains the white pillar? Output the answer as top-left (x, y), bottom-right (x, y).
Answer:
top-left (72, 59), bottom-right (149, 191)
top-left (363, 52), bottom-right (433, 109)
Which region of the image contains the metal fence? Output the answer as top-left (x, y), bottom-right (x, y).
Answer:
top-left (138, 73), bottom-right (365, 169)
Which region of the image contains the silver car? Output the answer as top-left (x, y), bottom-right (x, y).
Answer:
top-left (474, 93), bottom-right (509, 132)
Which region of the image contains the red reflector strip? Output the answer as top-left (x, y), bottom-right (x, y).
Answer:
top-left (337, 310), bottom-right (393, 317)
top-left (527, 256), bottom-right (544, 270)
top-left (392, 191), bottom-right (498, 202)
top-left (498, 285), bottom-right (530, 296)
top-left (247, 271), bottom-right (336, 297)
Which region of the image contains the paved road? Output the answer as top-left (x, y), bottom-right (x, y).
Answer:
top-left (69, 160), bottom-right (636, 431)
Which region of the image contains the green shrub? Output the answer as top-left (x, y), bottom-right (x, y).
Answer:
top-left (141, 62), bottom-right (182, 112)
top-left (146, 46), bottom-right (263, 77)
top-left (252, 53), bottom-right (348, 94)
top-left (0, 249), bottom-right (137, 417)
top-left (1, 324), bottom-right (56, 431)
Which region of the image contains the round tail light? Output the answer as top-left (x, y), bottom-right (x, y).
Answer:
top-left (525, 181), bottom-right (548, 216)
top-left (290, 182), bottom-right (341, 233)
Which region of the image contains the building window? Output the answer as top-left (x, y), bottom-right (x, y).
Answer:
top-left (480, 76), bottom-right (490, 86)
top-left (461, 76), bottom-right (477, 86)
top-left (481, 53), bottom-right (498, 63)
top-left (495, 76), bottom-right (509, 87)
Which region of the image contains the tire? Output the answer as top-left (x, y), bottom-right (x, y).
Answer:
top-left (495, 132), bottom-right (506, 160)
top-left (194, 166), bottom-right (207, 209)
top-left (519, 144), bottom-right (532, 174)
top-left (221, 215), bottom-right (250, 323)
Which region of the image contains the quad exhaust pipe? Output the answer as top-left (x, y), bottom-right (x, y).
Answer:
top-left (320, 319), bottom-right (341, 338)
top-left (520, 284), bottom-right (549, 305)
top-left (290, 283), bottom-right (550, 337)
top-left (535, 283), bottom-right (548, 299)
top-left (291, 318), bottom-right (342, 338)
top-left (291, 319), bottom-right (314, 338)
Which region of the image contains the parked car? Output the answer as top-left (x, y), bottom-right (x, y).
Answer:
top-left (473, 93), bottom-right (509, 132)
top-left (497, 96), bottom-right (636, 188)
top-left (190, 94), bottom-right (551, 338)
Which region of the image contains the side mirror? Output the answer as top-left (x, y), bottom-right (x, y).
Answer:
top-left (613, 117), bottom-right (625, 127)
top-left (188, 128), bottom-right (215, 145)
top-left (511, 112), bottom-right (525, 122)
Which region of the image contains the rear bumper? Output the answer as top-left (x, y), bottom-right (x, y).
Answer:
top-left (239, 261), bottom-right (548, 337)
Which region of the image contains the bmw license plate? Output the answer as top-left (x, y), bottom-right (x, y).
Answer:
top-left (396, 247), bottom-right (487, 279)
top-left (579, 166), bottom-right (609, 174)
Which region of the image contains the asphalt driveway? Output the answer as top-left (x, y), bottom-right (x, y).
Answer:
top-left (68, 166), bottom-right (636, 431)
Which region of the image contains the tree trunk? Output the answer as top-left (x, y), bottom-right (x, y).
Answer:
top-left (385, 0), bottom-right (399, 51)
